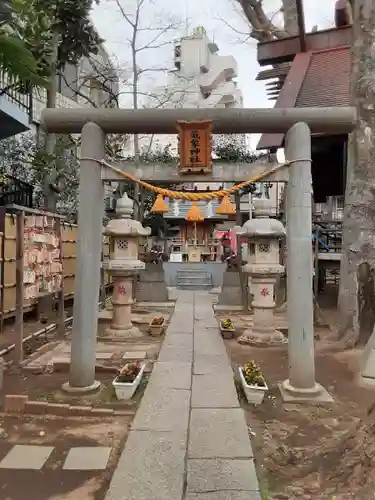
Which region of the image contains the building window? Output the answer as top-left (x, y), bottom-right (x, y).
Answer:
top-left (336, 196), bottom-right (344, 210)
top-left (174, 45), bottom-right (181, 58)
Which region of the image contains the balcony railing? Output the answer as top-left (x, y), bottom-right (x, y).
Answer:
top-left (0, 71), bottom-right (33, 121)
top-left (0, 173), bottom-right (33, 208)
top-left (104, 195), bottom-right (116, 213)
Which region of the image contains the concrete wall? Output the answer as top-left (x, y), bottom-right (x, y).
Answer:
top-left (163, 262), bottom-right (226, 287)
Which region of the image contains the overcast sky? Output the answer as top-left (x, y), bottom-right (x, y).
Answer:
top-left (91, 0), bottom-right (336, 148)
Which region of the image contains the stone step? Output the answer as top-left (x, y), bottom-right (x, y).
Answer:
top-left (177, 267), bottom-right (209, 273)
top-left (177, 269), bottom-right (213, 290)
top-left (177, 269), bottom-right (211, 276)
top-left (178, 284), bottom-right (212, 290)
top-left (177, 276), bottom-right (212, 281)
top-left (178, 284), bottom-right (213, 290)
top-left (178, 282), bottom-right (212, 288)
top-left (177, 276), bottom-right (212, 284)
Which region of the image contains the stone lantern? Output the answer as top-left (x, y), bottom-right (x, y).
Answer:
top-left (239, 198), bottom-right (286, 346)
top-left (104, 192), bottom-right (151, 338)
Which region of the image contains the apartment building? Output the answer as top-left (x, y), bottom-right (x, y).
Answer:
top-left (0, 42), bottom-right (119, 209)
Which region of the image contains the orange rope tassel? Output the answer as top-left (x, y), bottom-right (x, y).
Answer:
top-left (216, 194), bottom-right (236, 215)
top-left (185, 201), bottom-right (204, 222)
top-left (150, 194), bottom-right (169, 213)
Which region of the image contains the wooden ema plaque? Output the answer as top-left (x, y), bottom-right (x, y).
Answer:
top-left (177, 120), bottom-right (212, 174)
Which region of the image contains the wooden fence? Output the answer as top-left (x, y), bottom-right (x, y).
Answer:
top-left (0, 208), bottom-right (110, 319)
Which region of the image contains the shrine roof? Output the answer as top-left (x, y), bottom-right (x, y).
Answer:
top-left (257, 45), bottom-right (350, 151)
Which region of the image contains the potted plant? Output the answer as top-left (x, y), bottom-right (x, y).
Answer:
top-left (149, 316), bottom-right (165, 336)
top-left (112, 361), bottom-right (145, 400)
top-left (220, 318), bottom-right (235, 339)
top-left (238, 360), bottom-right (268, 404)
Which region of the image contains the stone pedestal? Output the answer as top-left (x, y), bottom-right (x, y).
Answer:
top-left (239, 273), bottom-right (285, 346)
top-left (217, 271), bottom-right (243, 308)
top-left (106, 272), bottom-right (141, 338)
top-left (136, 263), bottom-right (169, 303)
top-left (238, 198), bottom-right (286, 346)
top-left (278, 378), bottom-right (333, 404)
top-left (103, 193), bottom-right (151, 339)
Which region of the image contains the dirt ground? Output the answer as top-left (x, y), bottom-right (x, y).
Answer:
top-left (0, 304), bottom-right (169, 409)
top-left (0, 308), bottom-right (71, 353)
top-left (0, 413), bottom-right (132, 500)
top-left (0, 306), bottom-right (169, 499)
top-left (1, 368), bottom-right (150, 410)
top-left (224, 302), bottom-right (375, 500)
top-left (1, 333), bottom-right (164, 411)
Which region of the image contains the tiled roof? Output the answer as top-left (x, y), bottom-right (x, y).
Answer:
top-left (296, 47), bottom-right (350, 108)
top-left (257, 46), bottom-right (351, 150)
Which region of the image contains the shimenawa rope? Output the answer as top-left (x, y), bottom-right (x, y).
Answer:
top-left (80, 157), bottom-right (311, 200)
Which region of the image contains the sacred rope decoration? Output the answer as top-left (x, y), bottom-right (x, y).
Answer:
top-left (81, 157), bottom-right (311, 220)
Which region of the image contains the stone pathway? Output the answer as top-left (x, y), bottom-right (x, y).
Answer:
top-left (105, 291), bottom-right (261, 500)
top-left (24, 340), bottom-right (158, 369)
top-left (0, 444), bottom-right (112, 470)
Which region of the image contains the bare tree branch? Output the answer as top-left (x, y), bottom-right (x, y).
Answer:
top-left (136, 23), bottom-right (179, 52)
top-left (233, 0), bottom-right (294, 41)
top-left (213, 15), bottom-right (253, 45)
top-left (99, 0), bottom-right (187, 218)
top-left (137, 66), bottom-right (170, 75)
top-left (58, 54), bottom-right (123, 109)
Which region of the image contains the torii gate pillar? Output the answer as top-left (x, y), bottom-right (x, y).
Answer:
top-left (62, 122), bottom-right (105, 393)
top-left (279, 122), bottom-right (332, 403)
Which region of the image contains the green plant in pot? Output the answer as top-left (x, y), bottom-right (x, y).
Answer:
top-left (239, 360), bottom-right (268, 404)
top-left (221, 318), bottom-right (234, 330)
top-left (242, 360), bottom-right (266, 387)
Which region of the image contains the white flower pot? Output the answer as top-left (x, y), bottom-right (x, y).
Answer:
top-left (238, 366), bottom-right (268, 404)
top-left (112, 363), bottom-right (146, 400)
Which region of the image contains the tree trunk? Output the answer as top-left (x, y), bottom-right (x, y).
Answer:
top-left (131, 33), bottom-right (140, 220)
top-left (281, 0), bottom-right (299, 35)
top-left (43, 31), bottom-right (59, 212)
top-left (338, 0), bottom-right (375, 347)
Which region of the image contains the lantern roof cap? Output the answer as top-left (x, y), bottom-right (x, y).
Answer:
top-left (104, 192), bottom-right (151, 237)
top-left (116, 192), bottom-right (133, 218)
top-left (241, 197), bottom-right (285, 238)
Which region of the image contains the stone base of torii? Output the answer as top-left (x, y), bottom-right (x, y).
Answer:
top-left (39, 106), bottom-right (356, 403)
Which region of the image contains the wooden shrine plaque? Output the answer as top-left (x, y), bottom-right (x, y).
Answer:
top-left (177, 120), bottom-right (212, 173)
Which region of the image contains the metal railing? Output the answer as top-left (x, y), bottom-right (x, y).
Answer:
top-left (0, 173), bottom-right (33, 208)
top-left (104, 195), bottom-right (116, 213)
top-left (0, 71), bottom-right (33, 121)
top-left (313, 221), bottom-right (342, 254)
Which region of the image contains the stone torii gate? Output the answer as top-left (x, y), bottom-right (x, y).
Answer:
top-left (41, 107), bottom-right (355, 403)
